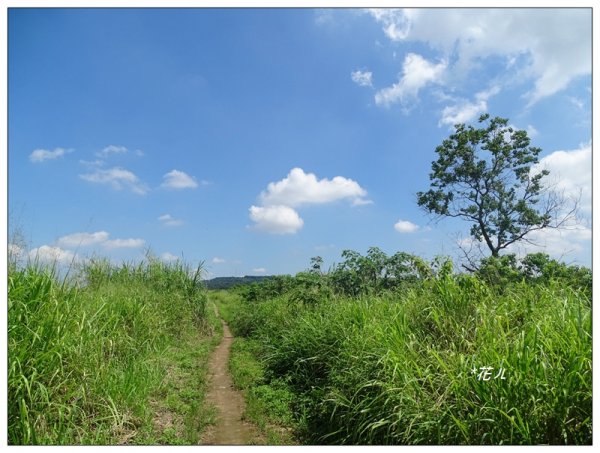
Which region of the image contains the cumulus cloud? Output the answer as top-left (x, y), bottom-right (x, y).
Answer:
top-left (212, 257), bottom-right (226, 264)
top-left (96, 145), bottom-right (128, 158)
top-left (367, 8), bottom-right (591, 105)
top-left (79, 167), bottom-right (149, 195)
top-left (53, 230), bottom-right (145, 250)
top-left (439, 86), bottom-right (500, 126)
top-left (56, 231), bottom-right (110, 248)
top-left (25, 231), bottom-right (147, 269)
top-left (252, 267), bottom-right (267, 274)
top-left (440, 100), bottom-right (486, 127)
top-left (161, 170), bottom-right (198, 189)
top-left (351, 70), bottom-right (373, 87)
top-left (532, 142), bottom-right (591, 213)
top-left (29, 147), bottom-right (73, 163)
top-left (352, 198), bottom-right (374, 206)
top-left (249, 205), bottom-right (304, 235)
top-left (28, 245), bottom-right (77, 265)
top-left (259, 167), bottom-right (369, 207)
top-left (103, 238), bottom-right (146, 249)
top-left (458, 223), bottom-right (591, 265)
top-left (79, 159), bottom-right (105, 167)
top-left (158, 214), bottom-right (184, 227)
top-left (368, 8), bottom-right (414, 40)
top-left (513, 225), bottom-right (591, 259)
top-left (161, 252), bottom-right (179, 262)
top-left (375, 53), bottom-right (446, 107)
top-left (394, 219), bottom-right (420, 233)
top-left (250, 168), bottom-right (371, 234)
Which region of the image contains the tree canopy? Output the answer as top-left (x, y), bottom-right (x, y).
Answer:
top-left (417, 114), bottom-right (570, 262)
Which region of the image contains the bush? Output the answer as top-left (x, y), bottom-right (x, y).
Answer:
top-left (232, 269), bottom-right (591, 445)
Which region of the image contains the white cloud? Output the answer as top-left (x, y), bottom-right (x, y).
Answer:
top-left (29, 147), bottom-right (73, 163)
top-left (158, 214), bottom-right (184, 227)
top-left (161, 252), bottom-right (179, 263)
top-left (352, 198), bottom-right (374, 206)
top-left (526, 124), bottom-right (539, 138)
top-left (103, 238), bottom-right (146, 249)
top-left (161, 170), bottom-right (199, 189)
top-left (249, 205), bottom-right (304, 235)
top-left (439, 86), bottom-right (500, 126)
top-left (250, 168), bottom-right (370, 234)
top-left (260, 167), bottom-right (369, 207)
top-left (568, 96), bottom-right (585, 110)
top-left (212, 257), bottom-right (226, 264)
top-left (28, 245), bottom-right (77, 265)
top-left (8, 243), bottom-right (24, 260)
top-left (532, 142), bottom-right (591, 214)
top-left (367, 9), bottom-right (591, 105)
top-left (375, 53), bottom-right (446, 107)
top-left (56, 231), bottom-right (110, 248)
top-left (394, 219), bottom-right (420, 233)
top-left (508, 226), bottom-right (591, 264)
top-left (97, 145), bottom-right (128, 158)
top-left (457, 141), bottom-right (592, 265)
top-left (440, 100), bottom-right (487, 127)
top-left (79, 159), bottom-right (105, 167)
top-left (368, 8), bottom-right (413, 40)
top-left (252, 267), bottom-right (267, 274)
top-left (79, 167), bottom-right (149, 195)
top-left (458, 225), bottom-right (591, 266)
top-left (351, 70), bottom-right (373, 87)
top-left (51, 230), bottom-right (146, 252)
top-left (315, 9), bottom-right (335, 25)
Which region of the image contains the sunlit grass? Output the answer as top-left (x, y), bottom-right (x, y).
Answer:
top-left (230, 275), bottom-right (592, 445)
top-left (8, 257), bottom-right (211, 445)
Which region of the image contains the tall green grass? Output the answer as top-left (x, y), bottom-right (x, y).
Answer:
top-left (8, 258), bottom-right (208, 445)
top-left (231, 275), bottom-right (592, 445)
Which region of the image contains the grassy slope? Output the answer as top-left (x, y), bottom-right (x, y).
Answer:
top-left (8, 260), bottom-right (220, 445)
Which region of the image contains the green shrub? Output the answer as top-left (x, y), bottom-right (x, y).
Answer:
top-left (233, 271), bottom-right (591, 445)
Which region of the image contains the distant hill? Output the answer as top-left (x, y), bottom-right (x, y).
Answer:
top-left (203, 275), bottom-right (275, 290)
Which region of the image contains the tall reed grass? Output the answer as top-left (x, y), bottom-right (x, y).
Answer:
top-left (8, 258), bottom-right (207, 444)
top-left (231, 275), bottom-right (592, 445)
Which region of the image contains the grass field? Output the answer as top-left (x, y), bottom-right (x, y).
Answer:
top-left (8, 254), bottom-right (592, 445)
top-left (7, 257), bottom-right (219, 445)
top-left (225, 274), bottom-right (592, 445)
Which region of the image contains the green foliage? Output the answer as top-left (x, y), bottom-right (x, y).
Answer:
top-left (228, 251), bottom-right (592, 445)
top-left (477, 252), bottom-right (592, 299)
top-left (237, 275), bottom-right (296, 302)
top-left (8, 259), bottom-right (211, 445)
top-left (417, 114), bottom-right (556, 257)
top-left (329, 248), bottom-right (443, 297)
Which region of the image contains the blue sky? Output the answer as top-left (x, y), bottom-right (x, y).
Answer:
top-left (7, 7), bottom-right (592, 277)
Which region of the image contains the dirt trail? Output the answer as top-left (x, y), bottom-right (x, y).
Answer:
top-left (200, 308), bottom-right (263, 445)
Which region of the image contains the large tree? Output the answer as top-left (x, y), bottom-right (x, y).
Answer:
top-left (417, 114), bottom-right (574, 262)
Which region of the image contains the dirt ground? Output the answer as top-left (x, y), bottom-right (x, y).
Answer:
top-left (200, 314), bottom-right (264, 445)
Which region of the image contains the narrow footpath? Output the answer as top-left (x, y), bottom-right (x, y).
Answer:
top-left (200, 308), bottom-right (263, 445)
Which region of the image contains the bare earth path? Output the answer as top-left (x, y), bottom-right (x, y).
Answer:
top-left (200, 307), bottom-right (263, 445)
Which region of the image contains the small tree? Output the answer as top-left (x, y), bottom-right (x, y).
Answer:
top-left (417, 114), bottom-right (575, 266)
